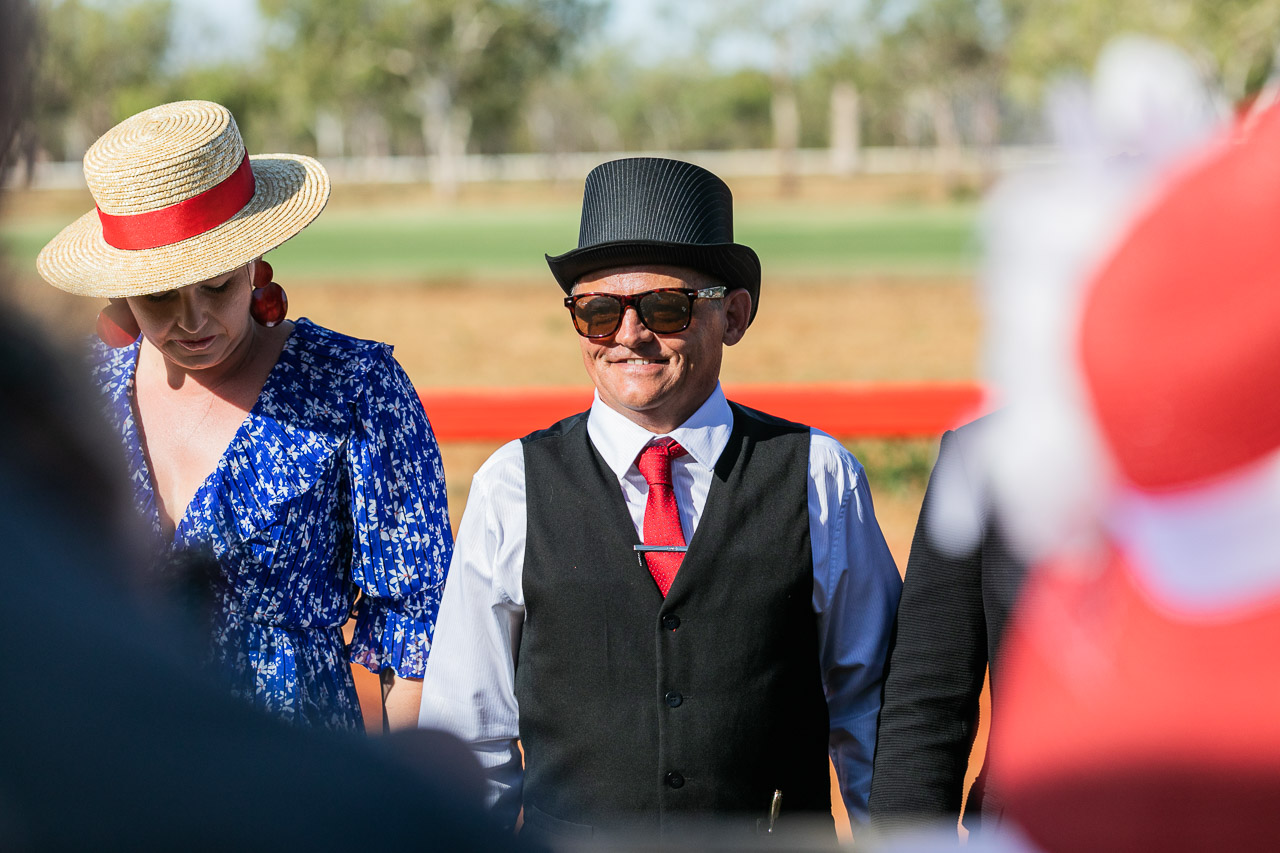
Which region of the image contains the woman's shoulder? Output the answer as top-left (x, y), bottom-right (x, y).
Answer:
top-left (290, 318), bottom-right (391, 363)
top-left (86, 336), bottom-right (139, 394)
top-left (272, 319), bottom-right (410, 410)
top-left (286, 318), bottom-right (399, 380)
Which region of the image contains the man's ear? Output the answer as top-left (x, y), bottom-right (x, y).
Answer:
top-left (722, 288), bottom-right (752, 346)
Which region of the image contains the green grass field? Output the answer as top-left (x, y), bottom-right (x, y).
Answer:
top-left (1, 201), bottom-right (980, 281)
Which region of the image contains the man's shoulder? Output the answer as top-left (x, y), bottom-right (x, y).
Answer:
top-left (935, 410), bottom-right (1003, 479)
top-left (808, 428), bottom-right (866, 484)
top-left (471, 439), bottom-right (526, 486)
top-left (725, 400), bottom-right (863, 464)
top-left (726, 401), bottom-right (867, 487)
top-left (948, 409), bottom-right (1002, 445)
top-left (727, 400), bottom-right (811, 436)
top-left (519, 410), bottom-right (590, 447)
top-left (473, 411), bottom-right (591, 490)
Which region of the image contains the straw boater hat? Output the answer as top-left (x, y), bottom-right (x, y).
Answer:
top-left (546, 157), bottom-right (762, 322)
top-left (37, 100), bottom-right (329, 298)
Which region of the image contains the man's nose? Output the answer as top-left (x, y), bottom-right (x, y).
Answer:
top-left (612, 304), bottom-right (653, 347)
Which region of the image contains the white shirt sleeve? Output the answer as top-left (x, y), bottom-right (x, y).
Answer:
top-left (808, 429), bottom-right (903, 826)
top-left (418, 440), bottom-right (528, 831)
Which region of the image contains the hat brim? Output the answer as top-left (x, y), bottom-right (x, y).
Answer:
top-left (36, 154), bottom-right (330, 298)
top-left (546, 240), bottom-right (762, 323)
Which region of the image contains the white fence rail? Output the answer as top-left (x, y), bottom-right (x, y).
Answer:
top-left (10, 145), bottom-right (1059, 190)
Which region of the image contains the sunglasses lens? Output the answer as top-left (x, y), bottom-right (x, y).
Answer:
top-left (639, 290), bottom-right (693, 333)
top-left (573, 294), bottom-right (624, 337)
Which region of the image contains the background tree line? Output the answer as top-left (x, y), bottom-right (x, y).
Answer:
top-left (17, 0), bottom-right (1280, 177)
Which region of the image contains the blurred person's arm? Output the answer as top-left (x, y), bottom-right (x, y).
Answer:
top-left (810, 431), bottom-right (903, 829)
top-left (868, 428), bottom-right (987, 831)
top-left (419, 441), bottom-right (527, 831)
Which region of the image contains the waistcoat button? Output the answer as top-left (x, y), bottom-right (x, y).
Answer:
top-left (665, 771), bottom-right (685, 789)
top-left (662, 614), bottom-right (680, 631)
top-left (665, 690), bottom-right (683, 708)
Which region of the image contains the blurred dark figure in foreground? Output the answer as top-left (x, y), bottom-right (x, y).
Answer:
top-left (0, 311), bottom-right (511, 852)
top-left (0, 2), bottom-right (515, 849)
top-left (869, 414), bottom-right (1025, 835)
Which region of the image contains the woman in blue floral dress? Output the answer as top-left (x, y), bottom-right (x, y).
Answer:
top-left (35, 100), bottom-right (450, 732)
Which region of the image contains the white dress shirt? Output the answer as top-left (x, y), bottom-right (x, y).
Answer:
top-left (419, 384), bottom-right (902, 829)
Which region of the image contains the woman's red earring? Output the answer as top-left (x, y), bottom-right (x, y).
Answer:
top-left (252, 259), bottom-right (273, 290)
top-left (250, 259), bottom-right (288, 328)
top-left (96, 298), bottom-right (140, 348)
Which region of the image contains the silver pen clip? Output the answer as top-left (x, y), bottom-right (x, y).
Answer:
top-left (766, 789), bottom-right (782, 834)
top-left (633, 544), bottom-right (688, 570)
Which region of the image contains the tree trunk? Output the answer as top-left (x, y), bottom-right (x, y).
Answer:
top-left (419, 77), bottom-right (472, 197)
top-left (929, 88), bottom-right (962, 178)
top-left (771, 31), bottom-right (800, 196)
top-left (772, 87), bottom-right (800, 195)
top-left (63, 120), bottom-right (91, 162)
top-left (353, 110), bottom-right (391, 158)
top-left (19, 125), bottom-right (38, 188)
top-left (829, 81), bottom-right (860, 175)
top-left (314, 110), bottom-right (345, 159)
top-left (973, 87), bottom-right (1001, 177)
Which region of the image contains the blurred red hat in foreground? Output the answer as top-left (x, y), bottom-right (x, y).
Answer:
top-left (993, 547), bottom-right (1280, 852)
top-left (992, 101), bottom-right (1280, 853)
top-left (1080, 100), bottom-right (1280, 492)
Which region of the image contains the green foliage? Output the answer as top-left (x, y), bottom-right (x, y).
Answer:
top-left (253, 0), bottom-right (600, 158)
top-left (1003, 0), bottom-right (1280, 103)
top-left (19, 0), bottom-right (1280, 162)
top-left (844, 437), bottom-right (938, 497)
top-left (462, 0), bottom-right (604, 152)
top-left (255, 0), bottom-right (411, 154)
top-left (32, 0), bottom-right (175, 158)
top-left (158, 63), bottom-right (285, 152)
top-left (517, 52), bottom-right (777, 153)
top-left (614, 65), bottom-right (774, 150)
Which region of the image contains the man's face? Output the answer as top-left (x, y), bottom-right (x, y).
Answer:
top-left (573, 264), bottom-right (751, 433)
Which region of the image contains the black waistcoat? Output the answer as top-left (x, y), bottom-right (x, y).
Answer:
top-left (516, 403), bottom-right (832, 840)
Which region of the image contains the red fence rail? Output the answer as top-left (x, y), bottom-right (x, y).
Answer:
top-left (418, 382), bottom-right (987, 442)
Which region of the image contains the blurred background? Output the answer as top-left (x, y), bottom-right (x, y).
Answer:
top-left (11, 0), bottom-right (1276, 561)
top-left (4, 0), bottom-right (1278, 839)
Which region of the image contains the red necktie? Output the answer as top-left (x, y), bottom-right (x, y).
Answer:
top-left (636, 438), bottom-right (689, 596)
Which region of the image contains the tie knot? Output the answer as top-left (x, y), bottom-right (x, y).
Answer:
top-left (636, 438), bottom-right (687, 487)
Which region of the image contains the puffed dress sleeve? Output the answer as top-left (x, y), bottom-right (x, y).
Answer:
top-left (346, 347), bottom-right (453, 678)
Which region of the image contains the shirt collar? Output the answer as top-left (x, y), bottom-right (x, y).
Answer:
top-left (587, 384), bottom-right (734, 479)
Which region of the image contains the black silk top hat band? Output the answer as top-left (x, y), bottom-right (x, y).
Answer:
top-left (546, 157), bottom-right (762, 322)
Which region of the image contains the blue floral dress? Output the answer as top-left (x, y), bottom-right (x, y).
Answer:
top-left (91, 319), bottom-right (452, 731)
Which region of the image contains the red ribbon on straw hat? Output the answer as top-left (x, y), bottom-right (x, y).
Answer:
top-left (95, 153), bottom-right (256, 250)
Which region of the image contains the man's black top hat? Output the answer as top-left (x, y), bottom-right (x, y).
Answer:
top-left (546, 157), bottom-right (761, 322)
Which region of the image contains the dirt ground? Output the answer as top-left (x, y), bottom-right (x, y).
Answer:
top-left (7, 270), bottom-right (981, 566)
top-left (6, 271), bottom-right (982, 385)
